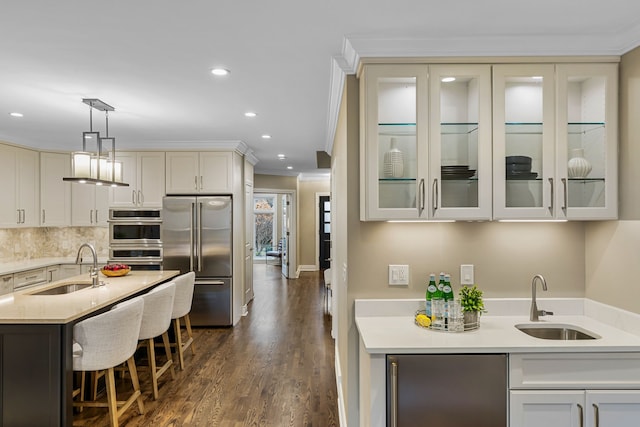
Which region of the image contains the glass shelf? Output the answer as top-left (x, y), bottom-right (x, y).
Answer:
top-left (567, 122), bottom-right (605, 134)
top-left (441, 123), bottom-right (479, 135)
top-left (505, 122), bottom-right (605, 135)
top-left (378, 123), bottom-right (416, 136)
top-left (379, 178), bottom-right (416, 182)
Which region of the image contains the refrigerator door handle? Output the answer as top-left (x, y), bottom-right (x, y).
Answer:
top-left (198, 201), bottom-right (203, 271)
top-left (190, 202), bottom-right (195, 271)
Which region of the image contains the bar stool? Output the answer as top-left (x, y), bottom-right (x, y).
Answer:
top-left (138, 281), bottom-right (176, 400)
top-left (171, 271), bottom-right (196, 370)
top-left (72, 297), bottom-right (145, 427)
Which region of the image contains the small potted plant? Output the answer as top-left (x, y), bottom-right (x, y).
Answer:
top-left (458, 285), bottom-right (484, 330)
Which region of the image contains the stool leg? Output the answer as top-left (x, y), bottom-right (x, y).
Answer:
top-left (161, 331), bottom-right (176, 380)
top-left (184, 314), bottom-right (196, 354)
top-left (105, 367), bottom-right (118, 427)
top-left (126, 356), bottom-right (145, 415)
top-left (173, 318), bottom-right (185, 370)
top-left (146, 338), bottom-right (159, 400)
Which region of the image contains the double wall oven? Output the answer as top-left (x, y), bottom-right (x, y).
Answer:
top-left (108, 209), bottom-right (163, 270)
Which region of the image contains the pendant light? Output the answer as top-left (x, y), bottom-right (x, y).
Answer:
top-left (63, 98), bottom-right (129, 187)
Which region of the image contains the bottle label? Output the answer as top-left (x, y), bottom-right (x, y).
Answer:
top-left (427, 284), bottom-right (437, 293)
top-left (443, 285), bottom-right (452, 293)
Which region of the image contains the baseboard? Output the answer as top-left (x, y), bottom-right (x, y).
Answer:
top-left (298, 264), bottom-right (317, 272)
top-left (241, 304), bottom-right (248, 316)
top-left (335, 344), bottom-right (347, 427)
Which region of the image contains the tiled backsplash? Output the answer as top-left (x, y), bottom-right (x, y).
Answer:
top-left (0, 227), bottom-right (109, 262)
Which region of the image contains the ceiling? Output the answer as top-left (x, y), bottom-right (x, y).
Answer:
top-left (1, 0), bottom-right (639, 177)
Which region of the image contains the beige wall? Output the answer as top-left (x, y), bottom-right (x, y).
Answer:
top-left (254, 173), bottom-right (297, 190)
top-left (297, 179), bottom-right (330, 268)
top-left (585, 45), bottom-right (640, 313)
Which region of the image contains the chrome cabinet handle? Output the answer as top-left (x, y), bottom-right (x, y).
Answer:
top-left (42, 209), bottom-right (46, 224)
top-left (390, 360), bottom-right (398, 427)
top-left (577, 403), bottom-right (583, 427)
top-left (200, 175), bottom-right (203, 190)
top-left (194, 176), bottom-right (198, 190)
top-left (190, 202), bottom-right (195, 271)
top-left (198, 202), bottom-right (203, 271)
top-left (17, 209), bottom-right (20, 224)
top-left (95, 210), bottom-right (99, 224)
top-left (417, 178), bottom-right (425, 216)
top-left (90, 209), bottom-right (94, 224)
top-left (432, 178), bottom-right (439, 215)
top-left (593, 403), bottom-right (599, 427)
top-left (548, 177), bottom-right (554, 214)
top-left (562, 178), bottom-right (568, 213)
top-left (21, 209), bottom-right (25, 224)
top-left (138, 190), bottom-right (143, 205)
top-left (132, 190), bottom-right (136, 205)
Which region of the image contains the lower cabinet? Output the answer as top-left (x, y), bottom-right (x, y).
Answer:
top-left (510, 390), bottom-right (640, 427)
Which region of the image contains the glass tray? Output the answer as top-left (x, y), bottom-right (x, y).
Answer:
top-left (414, 309), bottom-right (479, 332)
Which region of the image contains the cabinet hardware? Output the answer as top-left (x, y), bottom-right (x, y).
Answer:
top-left (592, 403), bottom-right (599, 427)
top-left (577, 403), bottom-right (583, 427)
top-left (95, 210), bottom-right (99, 224)
top-left (548, 177), bottom-right (554, 214)
top-left (561, 178), bottom-right (568, 213)
top-left (132, 190), bottom-right (136, 205)
top-left (432, 178), bottom-right (439, 215)
top-left (418, 178), bottom-right (425, 216)
top-left (42, 209), bottom-right (46, 224)
top-left (2, 277), bottom-right (11, 282)
top-left (16, 209), bottom-right (20, 224)
top-left (25, 275), bottom-right (38, 281)
top-left (138, 190), bottom-right (143, 205)
top-left (200, 175), bottom-right (203, 190)
top-left (390, 359), bottom-right (398, 427)
top-left (21, 209), bottom-right (25, 224)
top-left (194, 176), bottom-right (198, 190)
top-left (90, 209), bottom-right (94, 224)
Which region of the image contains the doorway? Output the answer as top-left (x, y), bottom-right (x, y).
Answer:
top-left (318, 195), bottom-right (330, 270)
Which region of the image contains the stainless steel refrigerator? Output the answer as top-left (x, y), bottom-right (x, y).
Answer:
top-left (162, 196), bottom-right (232, 326)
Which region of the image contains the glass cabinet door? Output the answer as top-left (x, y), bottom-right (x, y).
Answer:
top-left (492, 64), bottom-right (556, 219)
top-left (556, 63), bottom-right (618, 219)
top-left (361, 64), bottom-right (428, 220)
top-left (429, 65), bottom-right (492, 220)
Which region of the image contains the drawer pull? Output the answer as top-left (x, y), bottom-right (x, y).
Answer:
top-left (577, 403), bottom-right (583, 427)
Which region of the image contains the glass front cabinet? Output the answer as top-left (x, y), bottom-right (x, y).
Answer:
top-left (360, 61), bottom-right (618, 221)
top-left (492, 63), bottom-right (618, 220)
top-left (360, 64), bottom-right (492, 220)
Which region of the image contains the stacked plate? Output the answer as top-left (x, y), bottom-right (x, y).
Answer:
top-left (441, 165), bottom-right (476, 180)
top-left (506, 156), bottom-right (537, 180)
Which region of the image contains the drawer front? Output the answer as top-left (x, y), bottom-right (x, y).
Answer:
top-left (510, 353), bottom-right (640, 389)
top-left (13, 267), bottom-right (47, 290)
top-left (0, 274), bottom-right (13, 295)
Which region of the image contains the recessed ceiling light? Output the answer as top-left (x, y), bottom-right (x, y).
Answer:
top-left (441, 77), bottom-right (456, 83)
top-left (261, 134), bottom-right (271, 139)
top-left (244, 112), bottom-right (257, 118)
top-left (9, 112), bottom-right (23, 117)
top-left (211, 68), bottom-right (230, 76)
top-left (277, 154), bottom-right (286, 159)
top-left (532, 76), bottom-right (543, 80)
top-left (287, 166), bottom-right (293, 170)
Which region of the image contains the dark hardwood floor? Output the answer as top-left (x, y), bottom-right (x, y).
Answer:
top-left (73, 265), bottom-right (338, 427)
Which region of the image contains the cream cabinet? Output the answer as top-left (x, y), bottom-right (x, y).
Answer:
top-left (71, 184), bottom-right (109, 226)
top-left (0, 274), bottom-right (13, 295)
top-left (40, 152), bottom-right (71, 226)
top-left (509, 353), bottom-right (640, 427)
top-left (0, 144), bottom-right (39, 227)
top-left (110, 151), bottom-right (165, 207)
top-left (492, 63), bottom-right (618, 220)
top-left (360, 64), bottom-right (492, 220)
top-left (166, 151), bottom-right (233, 194)
top-left (13, 267), bottom-right (48, 290)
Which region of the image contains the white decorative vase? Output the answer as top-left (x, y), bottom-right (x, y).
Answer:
top-left (567, 148), bottom-right (592, 179)
top-left (383, 138), bottom-right (404, 178)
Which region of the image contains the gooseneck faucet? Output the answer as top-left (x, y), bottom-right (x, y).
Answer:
top-left (530, 274), bottom-right (553, 321)
top-left (76, 243), bottom-right (100, 288)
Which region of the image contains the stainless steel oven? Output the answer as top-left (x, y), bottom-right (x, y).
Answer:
top-left (109, 209), bottom-right (163, 270)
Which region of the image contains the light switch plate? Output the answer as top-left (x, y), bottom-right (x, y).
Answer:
top-left (460, 264), bottom-right (474, 285)
top-left (389, 265), bottom-right (409, 286)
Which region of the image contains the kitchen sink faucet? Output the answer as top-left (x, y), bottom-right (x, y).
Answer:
top-left (530, 274), bottom-right (553, 321)
top-left (76, 243), bottom-right (100, 288)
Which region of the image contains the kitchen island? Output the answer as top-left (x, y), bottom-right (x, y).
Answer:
top-left (356, 298), bottom-right (640, 427)
top-left (0, 270), bottom-right (180, 427)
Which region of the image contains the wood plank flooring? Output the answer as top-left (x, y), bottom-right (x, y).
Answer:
top-left (73, 266), bottom-right (338, 427)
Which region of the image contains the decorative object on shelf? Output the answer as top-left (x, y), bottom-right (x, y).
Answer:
top-left (567, 148), bottom-right (592, 179)
top-left (506, 155), bottom-right (537, 180)
top-left (459, 284), bottom-right (485, 331)
top-left (63, 98), bottom-right (129, 187)
top-left (101, 263), bottom-right (131, 277)
top-left (383, 137), bottom-right (404, 178)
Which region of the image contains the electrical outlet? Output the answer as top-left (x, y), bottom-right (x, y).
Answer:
top-left (388, 265), bottom-right (409, 286)
top-left (460, 264), bottom-right (474, 285)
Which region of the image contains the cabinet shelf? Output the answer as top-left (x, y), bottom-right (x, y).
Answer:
top-left (505, 122), bottom-right (605, 135)
top-left (379, 122), bottom-right (480, 136)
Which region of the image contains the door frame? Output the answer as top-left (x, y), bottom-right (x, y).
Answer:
top-left (253, 188), bottom-right (298, 278)
top-left (316, 192), bottom-right (330, 271)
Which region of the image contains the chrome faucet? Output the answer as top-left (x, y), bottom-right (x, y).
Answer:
top-left (530, 274), bottom-right (553, 321)
top-left (76, 243), bottom-right (100, 288)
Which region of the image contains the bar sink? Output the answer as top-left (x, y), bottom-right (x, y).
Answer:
top-left (515, 323), bottom-right (600, 340)
top-left (30, 283), bottom-right (93, 296)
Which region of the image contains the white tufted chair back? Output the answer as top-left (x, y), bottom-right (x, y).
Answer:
top-left (73, 297), bottom-right (144, 372)
top-left (139, 281), bottom-right (176, 340)
top-left (171, 272), bottom-right (195, 319)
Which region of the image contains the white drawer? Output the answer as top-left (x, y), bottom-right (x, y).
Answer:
top-left (510, 352), bottom-right (640, 389)
top-left (13, 267), bottom-right (48, 290)
top-left (0, 274), bottom-right (13, 295)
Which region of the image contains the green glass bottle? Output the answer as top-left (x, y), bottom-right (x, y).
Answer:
top-left (434, 272), bottom-right (445, 301)
top-left (443, 273), bottom-right (454, 301)
top-left (425, 273), bottom-right (437, 317)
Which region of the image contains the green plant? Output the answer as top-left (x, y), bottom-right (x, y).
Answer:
top-left (458, 285), bottom-right (485, 313)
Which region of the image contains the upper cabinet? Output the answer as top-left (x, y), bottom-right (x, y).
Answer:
top-left (493, 63), bottom-right (618, 220)
top-left (71, 184), bottom-right (109, 226)
top-left (40, 152), bottom-right (71, 226)
top-left (0, 144), bottom-right (39, 228)
top-left (166, 151), bottom-right (233, 194)
top-left (360, 60), bottom-right (618, 221)
top-left (360, 64), bottom-right (492, 220)
top-left (110, 151), bottom-right (165, 208)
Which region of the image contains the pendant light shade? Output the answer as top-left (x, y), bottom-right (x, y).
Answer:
top-left (63, 99), bottom-right (129, 187)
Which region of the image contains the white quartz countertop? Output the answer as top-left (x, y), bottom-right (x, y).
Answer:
top-left (355, 298), bottom-right (640, 354)
top-left (0, 257), bottom-right (109, 275)
top-left (0, 270), bottom-right (180, 324)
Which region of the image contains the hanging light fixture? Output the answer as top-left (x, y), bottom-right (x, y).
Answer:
top-left (63, 98), bottom-right (129, 187)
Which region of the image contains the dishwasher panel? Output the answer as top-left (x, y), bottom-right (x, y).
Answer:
top-left (387, 353), bottom-right (508, 427)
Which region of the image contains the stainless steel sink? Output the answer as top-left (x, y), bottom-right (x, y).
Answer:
top-left (30, 283), bottom-right (93, 296)
top-left (515, 323), bottom-right (600, 340)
